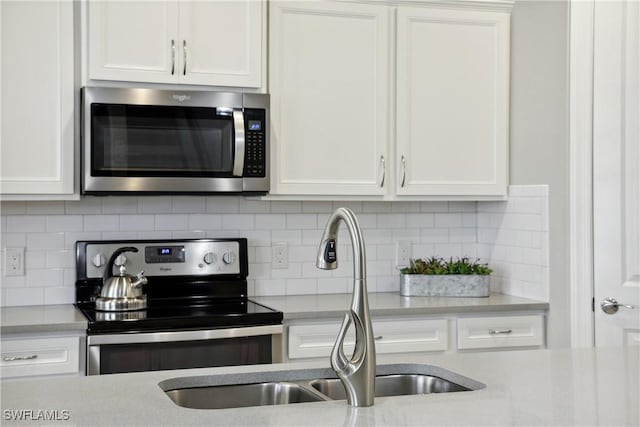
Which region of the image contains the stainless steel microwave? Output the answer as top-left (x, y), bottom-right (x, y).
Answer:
top-left (81, 87), bottom-right (269, 195)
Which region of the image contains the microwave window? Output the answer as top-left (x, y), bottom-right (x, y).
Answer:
top-left (91, 104), bottom-right (234, 177)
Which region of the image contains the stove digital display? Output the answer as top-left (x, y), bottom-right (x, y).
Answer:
top-left (145, 245), bottom-right (185, 263)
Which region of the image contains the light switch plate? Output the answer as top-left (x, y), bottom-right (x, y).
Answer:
top-left (395, 241), bottom-right (411, 268)
top-left (272, 243), bottom-right (289, 269)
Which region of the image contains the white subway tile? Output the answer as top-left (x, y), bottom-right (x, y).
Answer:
top-left (245, 230), bottom-right (271, 247)
top-left (46, 215), bottom-right (83, 232)
top-left (406, 213), bottom-right (434, 228)
top-left (362, 202), bottom-right (392, 213)
top-left (7, 216), bottom-right (46, 232)
top-left (317, 278), bottom-right (349, 294)
top-left (253, 279), bottom-right (286, 296)
top-left (421, 229), bottom-right (449, 243)
top-left (172, 230), bottom-right (207, 239)
top-left (25, 251), bottom-right (46, 269)
top-left (26, 268), bottom-right (64, 287)
top-left (377, 214), bottom-right (406, 229)
top-left (508, 185), bottom-right (548, 197)
top-left (188, 214), bottom-right (222, 231)
top-left (271, 230), bottom-right (302, 245)
top-left (433, 243), bottom-right (463, 258)
top-left (448, 202), bottom-right (477, 213)
top-left (1, 202), bottom-right (26, 215)
top-left (270, 201), bottom-right (302, 213)
top-left (286, 278), bottom-right (317, 295)
top-left (392, 228), bottom-right (420, 242)
top-left (332, 201), bottom-right (363, 212)
top-left (206, 197), bottom-right (239, 213)
top-left (138, 197), bottom-right (172, 213)
top-left (239, 199), bottom-right (271, 214)
top-left (206, 230), bottom-right (239, 239)
top-left (172, 196), bottom-right (206, 213)
top-left (101, 231), bottom-right (138, 240)
top-left (45, 250), bottom-right (75, 269)
top-left (254, 247), bottom-right (272, 263)
top-left (137, 231), bottom-right (171, 239)
top-left (248, 262), bottom-right (271, 279)
top-left (420, 202), bottom-right (449, 212)
top-left (435, 213), bottom-right (463, 228)
top-left (5, 287), bottom-right (45, 306)
top-left (288, 246), bottom-right (316, 263)
top-left (375, 276), bottom-right (399, 293)
top-left (391, 202), bottom-right (420, 213)
top-left (45, 287), bottom-right (75, 304)
top-left (222, 214), bottom-right (254, 230)
top-left (27, 202), bottom-right (65, 214)
top-left (411, 243), bottom-right (436, 259)
top-left (462, 213), bottom-right (477, 228)
top-left (271, 263), bottom-right (302, 279)
top-left (84, 215), bottom-right (119, 232)
top-left (283, 214), bottom-right (314, 230)
top-left (65, 198), bottom-right (102, 214)
top-left (102, 197), bottom-right (138, 214)
top-left (27, 233), bottom-right (65, 250)
top-left (0, 216), bottom-right (5, 233)
top-left (302, 201), bottom-right (333, 213)
top-left (449, 228), bottom-right (477, 243)
top-left (301, 262), bottom-right (327, 278)
top-left (255, 214), bottom-right (286, 230)
top-left (1, 232), bottom-right (26, 247)
top-left (65, 232), bottom-right (102, 247)
top-left (1, 275), bottom-right (26, 287)
top-left (119, 215), bottom-right (155, 231)
top-left (155, 214), bottom-right (189, 231)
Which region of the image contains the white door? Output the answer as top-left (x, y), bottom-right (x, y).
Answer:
top-left (395, 6), bottom-right (509, 197)
top-left (593, 0), bottom-right (640, 346)
top-left (178, 1), bottom-right (262, 88)
top-left (269, 1), bottom-right (390, 196)
top-left (88, 1), bottom-right (179, 83)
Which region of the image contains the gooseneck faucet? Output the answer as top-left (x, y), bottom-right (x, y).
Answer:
top-left (316, 207), bottom-right (376, 407)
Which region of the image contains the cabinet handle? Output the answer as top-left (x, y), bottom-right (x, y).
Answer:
top-left (3, 354), bottom-right (38, 362)
top-left (379, 155), bottom-right (386, 188)
top-left (171, 39), bottom-right (175, 75)
top-left (488, 329), bottom-right (513, 335)
top-left (374, 336), bottom-right (383, 340)
top-left (400, 155), bottom-right (406, 187)
top-left (183, 40), bottom-right (187, 76)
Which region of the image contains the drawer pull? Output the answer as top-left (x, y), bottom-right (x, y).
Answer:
top-left (488, 329), bottom-right (512, 335)
top-left (374, 336), bottom-right (383, 340)
top-left (3, 354), bottom-right (38, 362)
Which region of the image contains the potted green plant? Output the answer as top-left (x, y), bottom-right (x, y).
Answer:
top-left (399, 257), bottom-right (492, 297)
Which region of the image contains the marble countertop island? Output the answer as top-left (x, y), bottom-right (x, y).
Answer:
top-left (1, 346), bottom-right (637, 426)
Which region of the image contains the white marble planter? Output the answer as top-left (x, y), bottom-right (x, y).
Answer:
top-left (399, 274), bottom-right (490, 297)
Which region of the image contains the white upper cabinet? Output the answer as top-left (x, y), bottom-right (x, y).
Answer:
top-left (268, 0), bottom-right (512, 200)
top-left (395, 6), bottom-right (510, 197)
top-left (0, 1), bottom-right (77, 199)
top-left (269, 1), bottom-right (391, 196)
top-left (87, 0), bottom-right (263, 88)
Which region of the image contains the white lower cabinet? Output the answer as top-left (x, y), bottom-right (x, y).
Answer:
top-left (457, 315), bottom-right (545, 350)
top-left (286, 313), bottom-right (545, 361)
top-left (288, 318), bottom-right (448, 360)
top-left (0, 335), bottom-right (82, 379)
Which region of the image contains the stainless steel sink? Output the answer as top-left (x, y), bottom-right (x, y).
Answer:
top-left (159, 363), bottom-right (485, 410)
top-left (164, 382), bottom-right (329, 410)
top-left (309, 374), bottom-right (471, 400)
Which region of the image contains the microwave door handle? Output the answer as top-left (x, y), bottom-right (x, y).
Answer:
top-left (232, 110), bottom-right (245, 177)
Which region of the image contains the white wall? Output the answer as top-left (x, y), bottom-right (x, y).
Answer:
top-left (509, 0), bottom-right (570, 348)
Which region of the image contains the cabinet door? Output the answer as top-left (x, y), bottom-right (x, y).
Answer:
top-left (269, 1), bottom-right (391, 196)
top-left (0, 0), bottom-right (76, 197)
top-left (396, 7), bottom-right (510, 197)
top-left (178, 1), bottom-right (262, 87)
top-left (88, 1), bottom-right (179, 83)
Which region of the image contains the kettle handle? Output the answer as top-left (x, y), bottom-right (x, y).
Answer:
top-left (104, 247), bottom-right (139, 281)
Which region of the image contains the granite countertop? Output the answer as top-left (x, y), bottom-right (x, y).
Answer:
top-left (0, 305), bottom-right (87, 335)
top-left (1, 346), bottom-right (637, 426)
top-left (253, 292), bottom-right (549, 320)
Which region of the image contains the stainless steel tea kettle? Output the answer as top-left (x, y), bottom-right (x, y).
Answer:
top-left (95, 246), bottom-right (148, 311)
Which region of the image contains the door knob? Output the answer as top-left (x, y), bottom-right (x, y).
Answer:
top-left (600, 297), bottom-right (635, 315)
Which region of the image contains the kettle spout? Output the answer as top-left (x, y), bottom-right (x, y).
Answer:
top-left (132, 271), bottom-right (148, 288)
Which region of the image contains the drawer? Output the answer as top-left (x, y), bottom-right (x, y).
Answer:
top-left (457, 315), bottom-right (544, 350)
top-left (288, 318), bottom-right (448, 359)
top-left (0, 336), bottom-right (80, 378)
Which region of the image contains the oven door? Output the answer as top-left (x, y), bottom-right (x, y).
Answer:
top-left (86, 325), bottom-right (282, 375)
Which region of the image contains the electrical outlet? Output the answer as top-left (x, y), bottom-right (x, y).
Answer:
top-left (395, 241), bottom-right (411, 268)
top-left (272, 243), bottom-right (289, 269)
top-left (5, 247), bottom-right (25, 276)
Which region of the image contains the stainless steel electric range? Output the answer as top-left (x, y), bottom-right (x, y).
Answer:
top-left (75, 238), bottom-right (283, 375)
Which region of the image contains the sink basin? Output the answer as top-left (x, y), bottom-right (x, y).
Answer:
top-left (159, 363), bottom-right (485, 410)
top-left (309, 374), bottom-right (470, 400)
top-left (164, 382), bottom-right (328, 410)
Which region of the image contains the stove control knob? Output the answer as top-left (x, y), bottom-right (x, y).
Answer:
top-left (114, 254), bottom-right (127, 266)
top-left (92, 253), bottom-right (106, 268)
top-left (203, 252), bottom-right (216, 265)
top-left (222, 250), bottom-right (235, 265)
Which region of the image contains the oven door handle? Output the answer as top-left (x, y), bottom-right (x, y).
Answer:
top-left (232, 110), bottom-right (245, 177)
top-left (87, 324), bottom-right (283, 346)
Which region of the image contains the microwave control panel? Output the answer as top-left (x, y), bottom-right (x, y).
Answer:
top-left (243, 109), bottom-right (266, 177)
